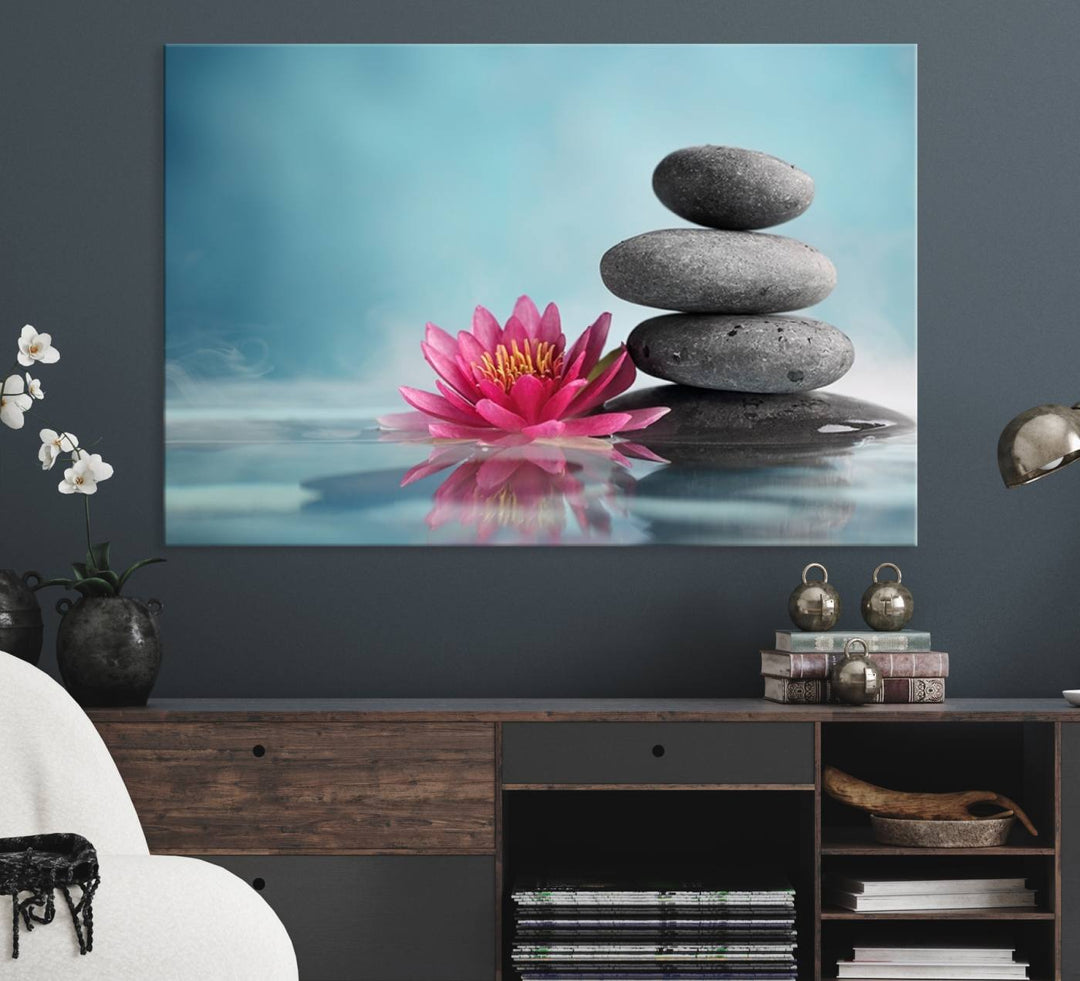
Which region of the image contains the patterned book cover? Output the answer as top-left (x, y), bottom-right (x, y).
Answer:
top-left (761, 650), bottom-right (949, 680)
top-left (762, 676), bottom-right (946, 704)
top-left (774, 630), bottom-right (931, 653)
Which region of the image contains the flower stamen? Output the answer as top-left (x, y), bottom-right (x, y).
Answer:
top-left (474, 339), bottom-right (563, 393)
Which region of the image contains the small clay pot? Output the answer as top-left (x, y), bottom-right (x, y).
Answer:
top-left (0, 570), bottom-right (44, 665)
top-left (56, 596), bottom-right (163, 707)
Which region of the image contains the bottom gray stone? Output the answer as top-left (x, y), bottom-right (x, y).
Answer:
top-left (627, 314), bottom-right (854, 393)
top-left (606, 385), bottom-right (914, 449)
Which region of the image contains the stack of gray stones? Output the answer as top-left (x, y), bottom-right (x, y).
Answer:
top-left (600, 146), bottom-right (854, 395)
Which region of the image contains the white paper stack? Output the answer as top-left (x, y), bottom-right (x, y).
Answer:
top-left (837, 946), bottom-right (1028, 980)
top-left (825, 875), bottom-right (1036, 912)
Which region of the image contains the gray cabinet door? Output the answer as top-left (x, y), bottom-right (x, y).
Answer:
top-left (206, 855), bottom-right (494, 981)
top-left (1064, 726), bottom-right (1080, 978)
top-left (502, 722), bottom-right (814, 785)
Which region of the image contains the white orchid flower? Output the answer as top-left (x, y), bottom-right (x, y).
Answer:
top-left (17, 325), bottom-right (60, 367)
top-left (58, 451), bottom-right (114, 495)
top-left (0, 374), bottom-right (33, 430)
top-left (24, 373), bottom-right (43, 400)
top-left (38, 429), bottom-right (79, 470)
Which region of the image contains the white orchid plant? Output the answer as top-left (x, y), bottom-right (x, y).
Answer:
top-left (2, 325), bottom-right (164, 598)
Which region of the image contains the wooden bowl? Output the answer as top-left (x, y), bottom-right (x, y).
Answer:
top-left (870, 813), bottom-right (1016, 848)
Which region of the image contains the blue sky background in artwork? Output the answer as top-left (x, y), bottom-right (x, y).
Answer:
top-left (165, 44), bottom-right (916, 414)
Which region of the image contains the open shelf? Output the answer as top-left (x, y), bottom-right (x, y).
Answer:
top-left (817, 720), bottom-right (1059, 981)
top-left (495, 718), bottom-right (1065, 981)
top-left (501, 788), bottom-right (814, 980)
top-left (820, 915), bottom-right (1056, 980)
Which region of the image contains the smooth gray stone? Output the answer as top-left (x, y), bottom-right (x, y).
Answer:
top-left (652, 145), bottom-right (814, 230)
top-left (627, 314), bottom-right (854, 393)
top-left (600, 229), bottom-right (836, 313)
top-left (605, 385), bottom-right (914, 447)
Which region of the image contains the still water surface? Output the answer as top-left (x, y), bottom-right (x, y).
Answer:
top-left (165, 419), bottom-right (916, 546)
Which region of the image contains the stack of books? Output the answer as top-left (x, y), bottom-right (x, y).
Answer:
top-left (510, 875), bottom-right (798, 980)
top-left (836, 945), bottom-right (1029, 979)
top-left (824, 874), bottom-right (1036, 912)
top-left (761, 630), bottom-right (948, 704)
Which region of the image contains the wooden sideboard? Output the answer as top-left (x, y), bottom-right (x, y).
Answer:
top-left (88, 699), bottom-right (1080, 981)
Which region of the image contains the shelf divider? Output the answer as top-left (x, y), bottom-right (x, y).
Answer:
top-left (820, 825), bottom-right (1053, 856)
top-left (821, 906), bottom-right (1055, 921)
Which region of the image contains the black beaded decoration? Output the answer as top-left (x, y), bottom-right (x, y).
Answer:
top-left (0, 833), bottom-right (100, 959)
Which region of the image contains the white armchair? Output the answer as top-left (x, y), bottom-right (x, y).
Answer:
top-left (0, 650), bottom-right (298, 980)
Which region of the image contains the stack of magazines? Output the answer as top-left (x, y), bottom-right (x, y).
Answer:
top-left (836, 945), bottom-right (1029, 979)
top-left (824, 874), bottom-right (1036, 912)
top-left (510, 875), bottom-right (797, 980)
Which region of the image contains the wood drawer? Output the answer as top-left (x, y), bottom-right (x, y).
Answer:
top-left (95, 722), bottom-right (495, 854)
top-left (501, 722), bottom-right (814, 786)
top-left (206, 855), bottom-right (495, 981)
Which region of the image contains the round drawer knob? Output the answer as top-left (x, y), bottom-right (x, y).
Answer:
top-left (651, 744), bottom-right (666, 758)
top-left (252, 744), bottom-right (267, 758)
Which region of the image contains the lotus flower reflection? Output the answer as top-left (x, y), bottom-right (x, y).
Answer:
top-left (402, 438), bottom-right (661, 544)
top-left (379, 296), bottom-right (669, 442)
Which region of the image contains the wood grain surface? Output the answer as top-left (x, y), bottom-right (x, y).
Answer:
top-left (95, 721), bottom-right (496, 854)
top-left (90, 702), bottom-right (1069, 977)
top-left (87, 697), bottom-right (1080, 724)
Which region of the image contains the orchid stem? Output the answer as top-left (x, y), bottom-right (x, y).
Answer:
top-left (84, 494), bottom-right (93, 555)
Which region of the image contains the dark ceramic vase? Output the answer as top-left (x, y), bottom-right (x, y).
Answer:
top-left (56, 596), bottom-right (163, 707)
top-left (0, 570), bottom-right (45, 665)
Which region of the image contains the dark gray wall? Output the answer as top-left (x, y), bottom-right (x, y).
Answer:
top-left (3, 0), bottom-right (1079, 698)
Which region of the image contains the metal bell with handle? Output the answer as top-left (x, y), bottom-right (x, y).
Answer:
top-left (787, 562), bottom-right (841, 632)
top-left (830, 638), bottom-right (884, 706)
top-left (860, 562), bottom-right (914, 632)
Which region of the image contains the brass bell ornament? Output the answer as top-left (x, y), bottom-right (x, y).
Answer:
top-left (788, 563), bottom-right (841, 632)
top-left (831, 638), bottom-right (884, 705)
top-left (860, 562), bottom-right (914, 632)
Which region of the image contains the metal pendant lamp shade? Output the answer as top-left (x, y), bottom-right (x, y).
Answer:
top-left (997, 403), bottom-right (1080, 487)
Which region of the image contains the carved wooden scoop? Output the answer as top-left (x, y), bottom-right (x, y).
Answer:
top-left (824, 766), bottom-right (1039, 837)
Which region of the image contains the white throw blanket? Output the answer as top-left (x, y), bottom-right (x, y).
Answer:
top-left (0, 651), bottom-right (298, 979)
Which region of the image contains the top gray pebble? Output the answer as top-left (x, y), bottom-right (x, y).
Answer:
top-left (653, 146), bottom-right (814, 230)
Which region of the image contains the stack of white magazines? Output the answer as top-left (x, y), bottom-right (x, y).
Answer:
top-left (836, 946), bottom-right (1028, 979)
top-left (825, 874), bottom-right (1036, 912)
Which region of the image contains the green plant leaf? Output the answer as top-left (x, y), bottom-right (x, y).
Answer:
top-left (97, 569), bottom-right (121, 590)
top-left (587, 348), bottom-right (622, 382)
top-left (32, 577), bottom-right (76, 591)
top-left (87, 541), bottom-right (111, 575)
top-left (71, 562), bottom-right (89, 580)
top-left (117, 557), bottom-right (166, 593)
top-left (73, 577), bottom-right (117, 598)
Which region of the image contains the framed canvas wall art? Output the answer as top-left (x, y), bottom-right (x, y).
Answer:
top-left (165, 43), bottom-right (916, 545)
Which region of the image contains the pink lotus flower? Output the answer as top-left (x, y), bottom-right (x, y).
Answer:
top-left (379, 296), bottom-right (668, 442)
